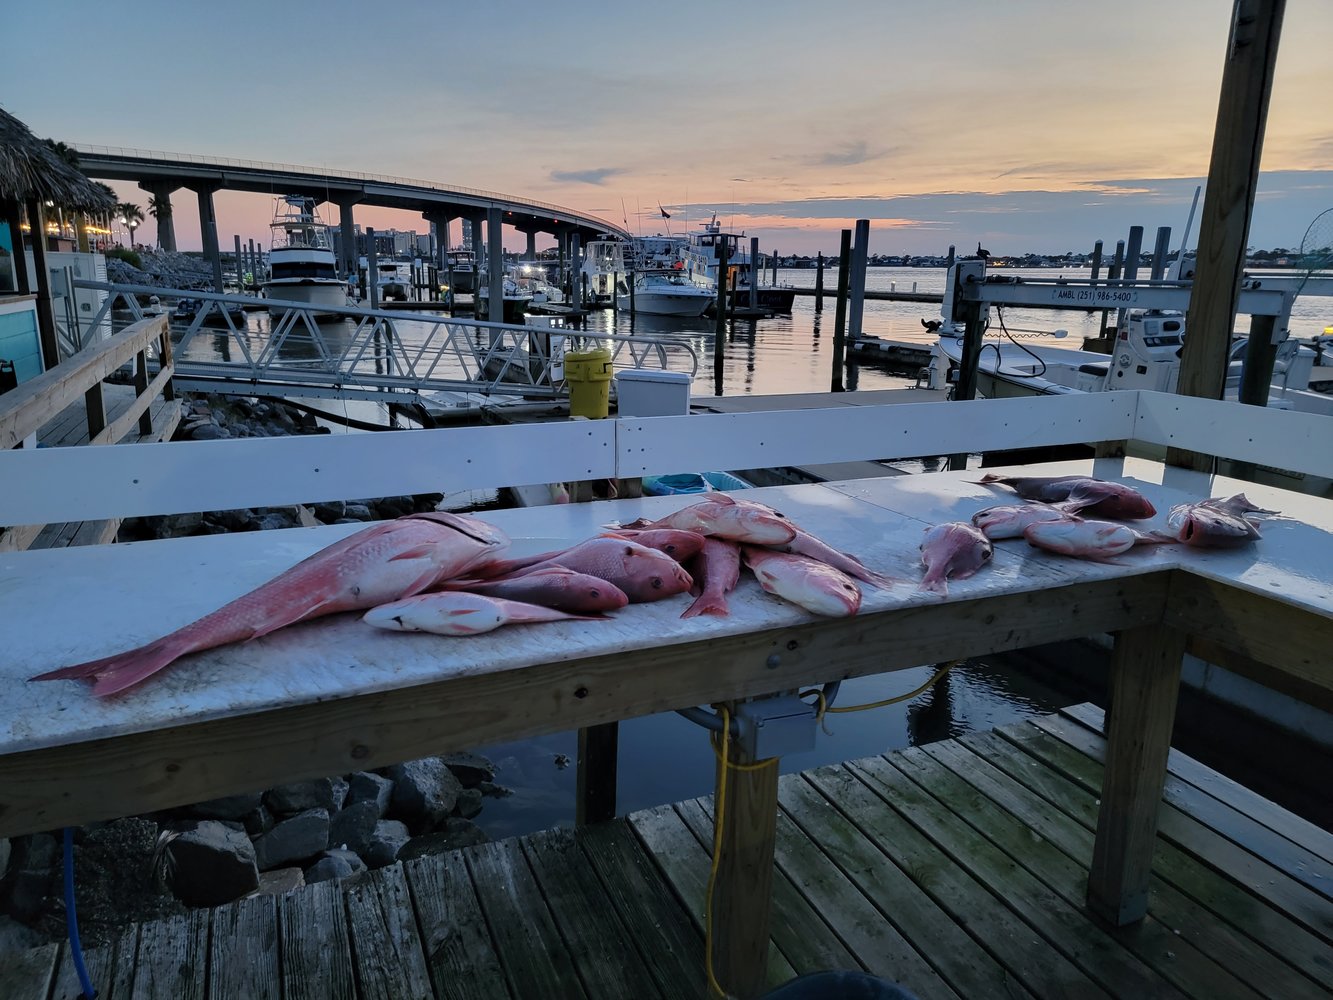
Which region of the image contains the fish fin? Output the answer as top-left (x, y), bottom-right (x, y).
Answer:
top-left (681, 593), bottom-right (731, 618)
top-left (916, 575), bottom-right (949, 597)
top-left (598, 531), bottom-right (631, 539)
top-left (856, 569), bottom-right (899, 590)
top-left (41, 637), bottom-right (190, 697)
top-left (603, 518), bottom-right (654, 530)
top-left (700, 492), bottom-right (737, 505)
top-left (30, 636), bottom-right (179, 682)
top-left (388, 544), bottom-right (439, 562)
top-left (449, 608), bottom-right (481, 616)
top-left (972, 474), bottom-right (1006, 485)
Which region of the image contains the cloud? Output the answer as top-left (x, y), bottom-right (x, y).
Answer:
top-left (813, 141), bottom-right (892, 167)
top-left (549, 167), bottom-right (625, 186)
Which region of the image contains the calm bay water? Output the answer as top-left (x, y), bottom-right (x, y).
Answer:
top-left (172, 266), bottom-right (1327, 836)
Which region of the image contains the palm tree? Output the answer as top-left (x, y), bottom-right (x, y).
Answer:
top-left (117, 201), bottom-right (144, 248)
top-left (147, 191), bottom-right (174, 250)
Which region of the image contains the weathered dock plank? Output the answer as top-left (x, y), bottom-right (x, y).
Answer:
top-left (208, 894), bottom-right (280, 1000)
top-left (465, 837), bottom-right (588, 999)
top-left (129, 909), bottom-right (208, 1000)
top-left (0, 942), bottom-right (58, 1000)
top-left (49, 929), bottom-right (138, 1000)
top-left (522, 827), bottom-right (664, 999)
top-left (405, 852), bottom-right (511, 1000)
top-left (277, 878), bottom-right (355, 1000)
top-left (343, 864), bottom-right (433, 1000)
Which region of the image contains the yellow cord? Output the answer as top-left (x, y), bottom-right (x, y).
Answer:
top-left (803, 660), bottom-right (960, 727)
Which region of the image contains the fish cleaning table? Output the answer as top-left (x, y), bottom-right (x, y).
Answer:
top-left (2, 457), bottom-right (1331, 993)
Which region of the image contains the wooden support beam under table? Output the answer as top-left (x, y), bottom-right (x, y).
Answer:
top-left (576, 721), bottom-right (619, 826)
top-left (710, 710), bottom-right (779, 1000)
top-left (1087, 622), bottom-right (1187, 925)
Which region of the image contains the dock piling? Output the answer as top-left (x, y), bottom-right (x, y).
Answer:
top-left (1150, 226), bottom-right (1172, 280)
top-left (814, 253), bottom-right (824, 314)
top-left (750, 237), bottom-right (759, 310)
top-left (714, 239), bottom-right (729, 395)
top-left (366, 228), bottom-right (380, 310)
top-left (847, 220), bottom-right (870, 344)
top-left (830, 229), bottom-right (851, 392)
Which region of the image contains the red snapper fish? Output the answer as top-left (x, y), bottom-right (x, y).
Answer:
top-left (971, 503), bottom-right (1077, 540)
top-left (476, 536), bottom-right (693, 603)
top-left (919, 522), bottom-right (993, 596)
top-left (742, 547), bottom-right (861, 617)
top-left (612, 493), bottom-right (796, 545)
top-left (31, 512), bottom-right (511, 697)
top-left (768, 528), bottom-right (897, 589)
top-left (443, 565), bottom-right (628, 613)
top-left (476, 528), bottom-right (703, 577)
top-left (975, 474), bottom-right (1156, 519)
top-left (1166, 493), bottom-right (1276, 548)
top-left (363, 592), bottom-right (603, 636)
top-left (681, 538), bottom-right (741, 618)
top-left (1023, 519), bottom-right (1174, 560)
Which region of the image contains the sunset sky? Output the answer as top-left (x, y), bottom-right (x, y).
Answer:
top-left (4, 0), bottom-right (1330, 257)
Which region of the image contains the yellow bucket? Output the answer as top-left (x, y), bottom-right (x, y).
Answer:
top-left (564, 347), bottom-right (613, 419)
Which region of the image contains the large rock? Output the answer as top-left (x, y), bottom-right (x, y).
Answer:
top-left (440, 752), bottom-right (496, 788)
top-left (157, 512), bottom-right (204, 538)
top-left (387, 759), bottom-right (462, 829)
top-left (329, 801), bottom-right (380, 855)
top-left (164, 822), bottom-right (259, 906)
top-left (347, 771), bottom-right (393, 815)
top-left (252, 809), bottom-right (329, 870)
top-left (189, 791), bottom-right (263, 821)
top-left (396, 820), bottom-right (487, 862)
top-left (265, 779), bottom-right (337, 816)
top-left (312, 500), bottom-right (347, 523)
top-left (253, 867), bottom-right (305, 897)
top-left (453, 788), bottom-right (484, 821)
top-left (0, 834), bottom-right (57, 921)
top-left (361, 820), bottom-right (410, 869)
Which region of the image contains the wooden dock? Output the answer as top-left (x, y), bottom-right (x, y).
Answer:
top-left (6, 704), bottom-right (1328, 1000)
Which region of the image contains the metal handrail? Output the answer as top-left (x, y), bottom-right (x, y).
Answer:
top-left (76, 281), bottom-right (697, 401)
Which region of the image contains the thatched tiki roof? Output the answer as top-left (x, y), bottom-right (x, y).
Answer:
top-left (0, 107), bottom-right (114, 211)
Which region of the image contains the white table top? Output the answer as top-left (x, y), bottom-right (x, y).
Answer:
top-left (2, 458), bottom-right (1329, 758)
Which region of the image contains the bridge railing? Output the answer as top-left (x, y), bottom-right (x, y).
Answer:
top-left (76, 281), bottom-right (697, 401)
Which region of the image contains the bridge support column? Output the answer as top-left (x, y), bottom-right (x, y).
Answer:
top-left (337, 199), bottom-right (359, 278)
top-left (570, 233), bottom-right (582, 313)
top-left (468, 217), bottom-right (483, 264)
top-left (486, 206), bottom-right (504, 324)
top-left (525, 230), bottom-right (537, 261)
top-left (194, 186), bottom-right (224, 293)
top-left (140, 182), bottom-right (179, 252)
top-left (423, 213), bottom-right (452, 271)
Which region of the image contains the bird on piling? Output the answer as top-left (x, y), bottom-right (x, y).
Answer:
top-left (976, 242), bottom-right (991, 261)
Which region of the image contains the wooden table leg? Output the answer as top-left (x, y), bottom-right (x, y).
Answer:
top-left (711, 727), bottom-right (779, 1000)
top-left (1087, 622), bottom-right (1186, 925)
top-left (575, 721), bottom-right (619, 826)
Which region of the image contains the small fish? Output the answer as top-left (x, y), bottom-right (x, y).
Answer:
top-left (598, 528), bottom-right (706, 562)
top-left (742, 547), bottom-right (861, 617)
top-left (444, 565), bottom-right (628, 613)
top-left (919, 522), bottom-right (993, 596)
top-left (975, 474), bottom-right (1156, 519)
top-left (1023, 519), bottom-right (1174, 560)
top-left (681, 538), bottom-right (741, 618)
top-left (971, 503), bottom-right (1076, 540)
top-left (611, 493), bottom-right (796, 545)
top-left (30, 512), bottom-right (511, 696)
top-left (481, 536), bottom-right (692, 603)
top-left (1166, 494), bottom-right (1275, 548)
top-left (363, 593), bottom-right (603, 636)
top-left (770, 528), bottom-right (896, 589)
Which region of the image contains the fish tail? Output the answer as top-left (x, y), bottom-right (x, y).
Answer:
top-left (973, 474), bottom-right (1006, 485)
top-left (680, 592), bottom-right (730, 618)
top-left (468, 552), bottom-right (554, 578)
top-left (917, 569), bottom-right (949, 596)
top-left (31, 635), bottom-right (188, 697)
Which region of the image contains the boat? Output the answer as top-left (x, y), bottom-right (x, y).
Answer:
top-left (935, 308), bottom-right (1333, 416)
top-left (476, 273), bottom-right (534, 323)
top-left (616, 269), bottom-right (714, 317)
top-left (679, 216), bottom-right (797, 314)
top-left (443, 248), bottom-right (477, 295)
top-left (362, 258), bottom-right (409, 302)
top-left (579, 235), bottom-right (632, 307)
top-left (173, 297), bottom-right (247, 327)
top-left (262, 196), bottom-right (349, 318)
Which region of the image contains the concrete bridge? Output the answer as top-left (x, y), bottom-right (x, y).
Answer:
top-left (73, 144), bottom-right (628, 317)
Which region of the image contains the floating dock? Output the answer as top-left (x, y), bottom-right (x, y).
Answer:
top-left (4, 705), bottom-right (1327, 1000)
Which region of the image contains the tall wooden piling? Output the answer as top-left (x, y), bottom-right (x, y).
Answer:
top-left (366, 228), bottom-right (380, 310)
top-left (847, 219), bottom-right (870, 342)
top-left (814, 253), bottom-right (824, 314)
top-left (749, 237), bottom-right (759, 309)
top-left (830, 229), bottom-right (851, 392)
top-left (1150, 226), bottom-right (1172, 280)
top-left (714, 239), bottom-right (729, 395)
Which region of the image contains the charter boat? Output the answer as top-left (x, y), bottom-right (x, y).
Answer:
top-left (444, 248), bottom-right (477, 295)
top-left (262, 196), bottom-right (349, 318)
top-left (580, 236), bottom-right (630, 307)
top-left (476, 272), bottom-right (535, 323)
top-left (362, 258), bottom-right (409, 302)
top-left (679, 216), bottom-right (796, 314)
top-left (617, 269), bottom-right (714, 317)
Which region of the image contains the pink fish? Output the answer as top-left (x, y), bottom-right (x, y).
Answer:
top-left (363, 592), bottom-right (603, 636)
top-left (30, 512), bottom-right (511, 696)
top-left (443, 565), bottom-right (628, 613)
top-left (599, 528), bottom-right (706, 563)
top-left (612, 493), bottom-right (796, 545)
top-left (919, 522), bottom-right (993, 596)
top-left (770, 528), bottom-right (896, 589)
top-left (681, 538), bottom-right (741, 618)
top-left (975, 474), bottom-right (1156, 519)
top-left (742, 547), bottom-right (861, 617)
top-left (971, 503), bottom-right (1077, 540)
top-left (479, 536), bottom-right (692, 603)
top-left (1166, 494), bottom-right (1275, 548)
top-left (1023, 519), bottom-right (1174, 560)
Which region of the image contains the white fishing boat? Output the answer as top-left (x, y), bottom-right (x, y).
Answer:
top-left (617, 269), bottom-right (714, 317)
top-left (262, 196), bottom-right (349, 318)
top-left (362, 258), bottom-right (409, 302)
top-left (477, 273), bottom-right (534, 323)
top-left (680, 216), bottom-right (796, 313)
top-left (580, 236), bottom-right (630, 306)
top-left (443, 248), bottom-right (477, 295)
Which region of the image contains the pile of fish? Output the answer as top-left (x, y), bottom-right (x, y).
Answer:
top-left (915, 475), bottom-right (1277, 596)
top-left (32, 494), bottom-right (893, 697)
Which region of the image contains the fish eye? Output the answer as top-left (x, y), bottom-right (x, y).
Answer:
top-left (589, 588), bottom-right (601, 598)
top-left (651, 577), bottom-right (663, 589)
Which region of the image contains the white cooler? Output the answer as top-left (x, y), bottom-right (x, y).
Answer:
top-left (614, 369), bottom-right (692, 417)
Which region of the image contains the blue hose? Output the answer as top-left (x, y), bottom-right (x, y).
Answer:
top-left (61, 827), bottom-right (97, 999)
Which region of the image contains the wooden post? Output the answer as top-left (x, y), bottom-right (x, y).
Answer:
top-left (366, 228), bottom-right (380, 311)
top-left (1150, 226), bottom-right (1172, 280)
top-left (575, 722), bottom-right (619, 826)
top-left (813, 252), bottom-right (824, 314)
top-left (1087, 622), bottom-right (1187, 925)
top-left (830, 229), bottom-right (851, 392)
top-left (749, 237), bottom-right (759, 309)
top-left (4, 200), bottom-right (32, 295)
top-left (1237, 312), bottom-right (1278, 405)
top-left (134, 348), bottom-right (153, 436)
top-left (25, 200), bottom-right (58, 370)
top-left (713, 239), bottom-right (729, 396)
top-left (487, 206), bottom-right (504, 324)
top-left (1175, 0), bottom-right (1286, 426)
top-left (846, 219), bottom-right (870, 342)
top-left (711, 717), bottom-right (778, 1000)
top-left (947, 299), bottom-right (987, 471)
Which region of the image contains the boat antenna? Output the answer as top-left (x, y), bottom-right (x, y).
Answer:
top-left (1168, 185), bottom-right (1202, 280)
